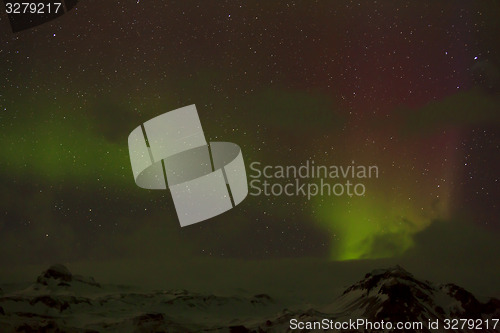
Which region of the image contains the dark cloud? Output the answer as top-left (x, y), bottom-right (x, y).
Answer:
top-left (401, 219), bottom-right (500, 297)
top-left (396, 89), bottom-right (500, 136)
top-left (244, 88), bottom-right (345, 133)
top-left (472, 60), bottom-right (500, 93)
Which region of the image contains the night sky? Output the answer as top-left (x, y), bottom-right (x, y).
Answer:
top-left (0, 1), bottom-right (499, 295)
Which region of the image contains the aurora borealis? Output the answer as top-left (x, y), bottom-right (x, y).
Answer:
top-left (0, 1), bottom-right (499, 295)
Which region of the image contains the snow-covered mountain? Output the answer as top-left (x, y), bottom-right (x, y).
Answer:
top-left (323, 265), bottom-right (500, 332)
top-left (0, 264), bottom-right (498, 332)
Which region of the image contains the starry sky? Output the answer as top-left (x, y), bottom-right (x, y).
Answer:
top-left (0, 1), bottom-right (499, 293)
